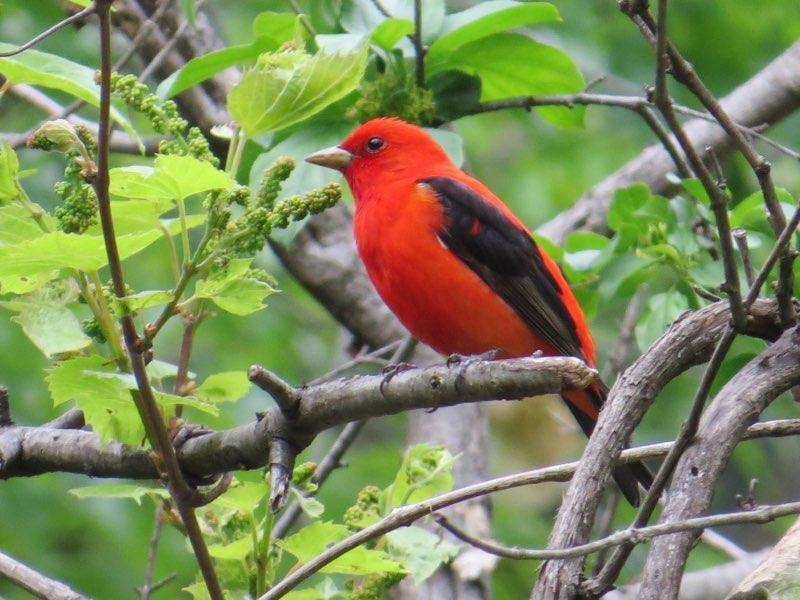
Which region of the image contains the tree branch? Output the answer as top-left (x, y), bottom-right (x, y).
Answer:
top-left (536, 41), bottom-right (800, 244)
top-left (0, 549), bottom-right (87, 600)
top-left (255, 419), bottom-right (800, 600)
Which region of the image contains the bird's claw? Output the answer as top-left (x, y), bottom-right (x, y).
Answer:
top-left (379, 362), bottom-right (415, 395)
top-left (446, 349), bottom-right (500, 396)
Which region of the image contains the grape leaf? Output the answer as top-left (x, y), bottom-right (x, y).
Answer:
top-left (195, 259), bottom-right (275, 315)
top-left (1, 295), bottom-right (91, 357)
top-left (386, 526), bottom-right (460, 583)
top-left (69, 483), bottom-right (169, 505)
top-left (196, 371), bottom-right (251, 404)
top-left (390, 444), bottom-right (455, 506)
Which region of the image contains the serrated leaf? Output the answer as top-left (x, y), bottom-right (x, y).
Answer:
top-left (428, 33), bottom-right (585, 127)
top-left (0, 44), bottom-right (134, 136)
top-left (282, 521), bottom-right (404, 575)
top-left (69, 483), bottom-right (169, 505)
top-left (426, 1), bottom-right (560, 70)
top-left (196, 371), bottom-right (251, 404)
top-left (227, 47), bottom-right (368, 137)
top-left (195, 259), bottom-right (275, 315)
top-left (386, 526), bottom-right (460, 583)
top-left (157, 12), bottom-right (298, 99)
top-left (46, 355), bottom-right (144, 445)
top-left (0, 230), bottom-right (162, 278)
top-left (390, 444), bottom-right (455, 506)
top-left (1, 294), bottom-right (91, 357)
top-left (109, 154), bottom-right (233, 202)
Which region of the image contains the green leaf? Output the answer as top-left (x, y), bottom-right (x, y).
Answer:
top-left (196, 371), bottom-right (251, 404)
top-left (370, 18), bottom-right (415, 50)
top-left (112, 290), bottom-right (173, 315)
top-left (426, 1), bottom-right (560, 70)
top-left (0, 230), bottom-right (162, 278)
top-left (46, 355), bottom-right (144, 445)
top-left (428, 33), bottom-right (585, 127)
top-left (1, 294), bottom-right (91, 357)
top-left (0, 205), bottom-right (50, 246)
top-left (157, 12), bottom-right (298, 99)
top-left (386, 526), bottom-right (460, 583)
top-left (390, 444), bottom-right (455, 506)
top-left (635, 290), bottom-right (689, 348)
top-left (227, 47), bottom-right (368, 137)
top-left (0, 144), bottom-right (21, 203)
top-left (213, 480), bottom-right (267, 514)
top-left (195, 259), bottom-right (275, 315)
top-left (289, 487), bottom-right (325, 519)
top-left (209, 536), bottom-right (253, 562)
top-left (564, 231), bottom-right (610, 272)
top-left (69, 483), bottom-right (169, 505)
top-left (0, 44), bottom-right (133, 135)
top-left (281, 522), bottom-right (404, 576)
top-left (340, 0), bottom-right (444, 42)
top-left (109, 154), bottom-right (233, 202)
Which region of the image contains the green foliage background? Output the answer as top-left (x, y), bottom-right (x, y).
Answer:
top-left (1, 1), bottom-right (799, 598)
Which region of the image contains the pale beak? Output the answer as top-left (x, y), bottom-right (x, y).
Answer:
top-left (304, 146), bottom-right (353, 170)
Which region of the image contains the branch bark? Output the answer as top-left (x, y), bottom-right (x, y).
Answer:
top-left (636, 325), bottom-right (800, 599)
top-left (530, 298), bottom-right (784, 598)
top-left (537, 41), bottom-right (800, 244)
top-left (0, 550), bottom-right (87, 600)
top-left (0, 355), bottom-right (594, 480)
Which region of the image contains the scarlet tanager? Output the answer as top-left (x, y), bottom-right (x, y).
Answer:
top-left (306, 117), bottom-right (651, 505)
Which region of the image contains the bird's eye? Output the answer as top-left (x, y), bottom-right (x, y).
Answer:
top-left (366, 137), bottom-right (385, 153)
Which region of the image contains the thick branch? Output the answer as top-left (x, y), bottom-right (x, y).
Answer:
top-left (0, 355), bottom-right (594, 480)
top-left (636, 325), bottom-right (800, 599)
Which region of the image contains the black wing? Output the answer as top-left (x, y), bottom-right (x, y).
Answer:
top-left (420, 176), bottom-right (584, 360)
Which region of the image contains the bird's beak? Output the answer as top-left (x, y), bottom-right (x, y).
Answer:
top-left (304, 146), bottom-right (353, 170)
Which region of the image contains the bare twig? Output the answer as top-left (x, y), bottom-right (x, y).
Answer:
top-left (412, 0), bottom-right (425, 88)
top-left (0, 549), bottom-right (86, 600)
top-left (433, 501), bottom-right (800, 562)
top-left (0, 4), bottom-right (95, 57)
top-left (733, 228), bottom-right (756, 287)
top-left (138, 503), bottom-right (166, 600)
top-left (139, 1), bottom-right (205, 83)
top-left (255, 424), bottom-right (800, 600)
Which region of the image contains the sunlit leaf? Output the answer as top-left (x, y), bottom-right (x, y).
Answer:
top-left (390, 444), bottom-right (455, 506)
top-left (426, 1), bottom-right (560, 71)
top-left (213, 481), bottom-right (267, 514)
top-left (227, 47), bottom-right (368, 137)
top-left (209, 536), bottom-right (253, 561)
top-left (196, 371), bottom-right (251, 404)
top-left (195, 259), bottom-right (275, 315)
top-left (0, 144), bottom-right (21, 203)
top-left (1, 294), bottom-right (91, 357)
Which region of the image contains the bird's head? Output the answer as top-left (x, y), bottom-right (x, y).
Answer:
top-left (305, 117), bottom-right (452, 194)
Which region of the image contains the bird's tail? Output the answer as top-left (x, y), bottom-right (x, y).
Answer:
top-left (562, 381), bottom-right (653, 506)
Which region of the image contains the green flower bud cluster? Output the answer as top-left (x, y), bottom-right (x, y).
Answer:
top-left (28, 119), bottom-right (88, 155)
top-left (110, 72), bottom-right (217, 166)
top-left (268, 182), bottom-right (342, 229)
top-left (347, 71), bottom-right (436, 126)
top-left (81, 317), bottom-right (107, 344)
top-left (52, 151), bottom-right (98, 234)
top-left (343, 485), bottom-right (383, 531)
top-left (290, 461), bottom-right (318, 493)
top-left (255, 156), bottom-right (295, 211)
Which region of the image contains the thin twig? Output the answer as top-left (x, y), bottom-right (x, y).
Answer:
top-left (733, 228), bottom-right (756, 287)
top-left (91, 2), bottom-right (223, 597)
top-left (139, 1), bottom-right (205, 82)
top-left (412, 0), bottom-right (425, 88)
top-left (138, 503), bottom-right (166, 600)
top-left (0, 4), bottom-right (95, 57)
top-left (432, 501), bottom-right (800, 561)
top-left (255, 422), bottom-right (800, 600)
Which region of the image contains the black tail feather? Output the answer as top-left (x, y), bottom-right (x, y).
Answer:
top-left (562, 383), bottom-right (652, 506)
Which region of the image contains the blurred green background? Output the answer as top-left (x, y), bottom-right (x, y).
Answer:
top-left (1, 1), bottom-right (799, 598)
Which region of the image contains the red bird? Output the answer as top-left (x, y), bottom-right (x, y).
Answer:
top-left (306, 117), bottom-right (650, 504)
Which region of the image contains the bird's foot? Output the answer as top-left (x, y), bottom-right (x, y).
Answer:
top-left (445, 348), bottom-right (499, 367)
top-left (167, 419), bottom-right (232, 504)
top-left (379, 362), bottom-right (416, 395)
